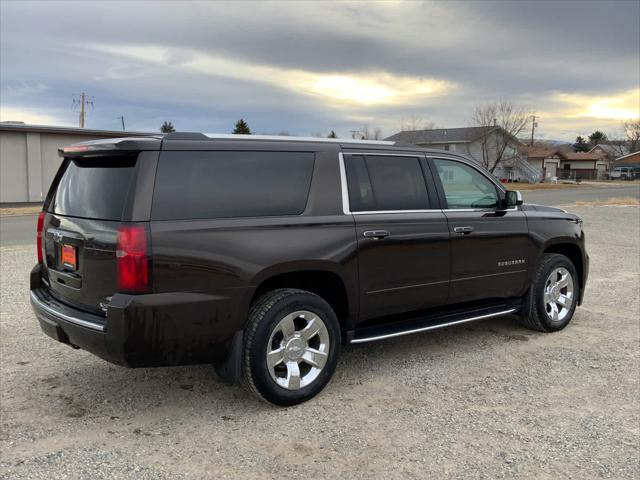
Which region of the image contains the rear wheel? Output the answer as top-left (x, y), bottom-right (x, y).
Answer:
top-left (520, 253), bottom-right (579, 332)
top-left (241, 289), bottom-right (340, 406)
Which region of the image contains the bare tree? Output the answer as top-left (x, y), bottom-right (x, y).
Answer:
top-left (359, 125), bottom-right (383, 140)
top-left (623, 119), bottom-right (640, 153)
top-left (471, 100), bottom-right (531, 173)
top-left (399, 113), bottom-right (437, 131)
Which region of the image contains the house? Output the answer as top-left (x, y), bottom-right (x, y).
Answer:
top-left (522, 148), bottom-right (563, 181)
top-left (589, 143), bottom-right (628, 162)
top-left (385, 126), bottom-right (535, 181)
top-left (613, 150), bottom-right (640, 168)
top-left (521, 147), bottom-right (608, 181)
top-left (558, 152), bottom-right (608, 180)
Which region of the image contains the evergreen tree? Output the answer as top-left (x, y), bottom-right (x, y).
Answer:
top-left (233, 119), bottom-right (251, 134)
top-left (160, 121), bottom-right (175, 133)
top-left (588, 130), bottom-right (607, 146)
top-left (573, 136), bottom-right (589, 152)
top-left (328, 130), bottom-right (337, 138)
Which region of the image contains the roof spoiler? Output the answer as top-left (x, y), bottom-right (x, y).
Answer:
top-left (58, 137), bottom-right (161, 157)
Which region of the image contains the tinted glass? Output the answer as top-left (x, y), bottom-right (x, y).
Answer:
top-left (152, 151), bottom-right (314, 220)
top-left (363, 155), bottom-right (429, 211)
top-left (433, 159), bottom-right (498, 209)
top-left (344, 155), bottom-right (375, 212)
top-left (50, 155), bottom-right (137, 220)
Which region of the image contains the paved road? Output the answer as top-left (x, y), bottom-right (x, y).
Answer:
top-left (1, 185), bottom-right (638, 247)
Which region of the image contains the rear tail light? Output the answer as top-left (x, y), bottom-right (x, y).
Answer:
top-left (36, 211), bottom-right (46, 264)
top-left (116, 224), bottom-right (151, 293)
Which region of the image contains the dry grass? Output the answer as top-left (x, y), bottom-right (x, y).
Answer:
top-left (575, 196), bottom-right (640, 206)
top-left (505, 182), bottom-right (581, 191)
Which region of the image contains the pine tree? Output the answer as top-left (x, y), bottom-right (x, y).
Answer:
top-left (328, 130), bottom-right (337, 138)
top-left (233, 119), bottom-right (251, 134)
top-left (588, 130), bottom-right (607, 146)
top-left (160, 121), bottom-right (175, 133)
top-left (573, 136), bottom-right (589, 152)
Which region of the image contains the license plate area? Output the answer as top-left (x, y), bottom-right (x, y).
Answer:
top-left (60, 244), bottom-right (77, 270)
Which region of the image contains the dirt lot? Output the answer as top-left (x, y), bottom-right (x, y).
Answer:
top-left (1, 205), bottom-right (638, 479)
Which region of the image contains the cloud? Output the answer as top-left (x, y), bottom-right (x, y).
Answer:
top-left (87, 43), bottom-right (453, 107)
top-left (1, 1), bottom-right (638, 140)
top-left (0, 105), bottom-right (70, 126)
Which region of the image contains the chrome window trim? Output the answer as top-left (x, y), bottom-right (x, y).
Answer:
top-left (339, 151), bottom-right (518, 215)
top-left (339, 151), bottom-right (436, 215)
top-left (429, 155), bottom-right (520, 211)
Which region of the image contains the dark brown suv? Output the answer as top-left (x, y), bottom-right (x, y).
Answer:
top-left (31, 132), bottom-right (588, 405)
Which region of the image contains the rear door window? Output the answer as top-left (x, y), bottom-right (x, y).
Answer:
top-left (152, 151), bottom-right (314, 220)
top-left (344, 154), bottom-right (429, 211)
top-left (49, 155), bottom-right (138, 220)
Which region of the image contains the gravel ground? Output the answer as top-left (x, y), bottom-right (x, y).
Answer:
top-left (1, 205), bottom-right (638, 479)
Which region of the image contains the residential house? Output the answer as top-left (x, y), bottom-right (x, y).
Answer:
top-left (613, 150), bottom-right (640, 168)
top-left (559, 152), bottom-right (608, 180)
top-left (521, 147), bottom-right (608, 181)
top-left (523, 148), bottom-right (562, 181)
top-left (385, 126), bottom-right (539, 181)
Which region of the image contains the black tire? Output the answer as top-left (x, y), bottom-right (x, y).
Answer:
top-left (241, 288), bottom-right (341, 406)
top-left (519, 253), bottom-right (580, 332)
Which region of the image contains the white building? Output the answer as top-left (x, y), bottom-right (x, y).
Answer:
top-left (0, 123), bottom-right (151, 203)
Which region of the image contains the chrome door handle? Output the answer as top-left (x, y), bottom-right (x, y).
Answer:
top-left (453, 226), bottom-right (474, 234)
top-left (363, 230), bottom-right (390, 239)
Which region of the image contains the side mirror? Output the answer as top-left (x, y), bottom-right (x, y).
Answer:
top-left (504, 190), bottom-right (523, 208)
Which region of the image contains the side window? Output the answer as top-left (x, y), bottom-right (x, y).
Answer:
top-left (433, 158), bottom-right (499, 209)
top-left (344, 154), bottom-right (429, 211)
top-left (152, 151), bottom-right (314, 220)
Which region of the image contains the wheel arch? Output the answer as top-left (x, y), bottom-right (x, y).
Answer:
top-left (542, 242), bottom-right (585, 302)
top-left (246, 266), bottom-right (355, 340)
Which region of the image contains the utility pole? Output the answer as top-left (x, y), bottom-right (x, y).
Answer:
top-left (530, 115), bottom-right (537, 146)
top-left (73, 92), bottom-right (94, 128)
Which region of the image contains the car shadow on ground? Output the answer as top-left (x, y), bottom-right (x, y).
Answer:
top-left (27, 314), bottom-right (539, 418)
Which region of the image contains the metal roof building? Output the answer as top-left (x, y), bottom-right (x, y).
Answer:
top-left (0, 122), bottom-right (151, 204)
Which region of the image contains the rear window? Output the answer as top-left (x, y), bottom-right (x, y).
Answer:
top-left (49, 155), bottom-right (137, 220)
top-left (152, 151), bottom-right (315, 220)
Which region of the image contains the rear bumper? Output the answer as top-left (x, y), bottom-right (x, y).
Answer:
top-left (30, 265), bottom-right (247, 367)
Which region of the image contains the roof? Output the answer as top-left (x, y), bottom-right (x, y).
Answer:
top-left (560, 152), bottom-right (604, 161)
top-left (385, 126), bottom-right (500, 145)
top-left (588, 144), bottom-right (619, 156)
top-left (523, 147), bottom-right (560, 159)
top-left (614, 150), bottom-right (640, 162)
top-left (0, 122), bottom-right (153, 137)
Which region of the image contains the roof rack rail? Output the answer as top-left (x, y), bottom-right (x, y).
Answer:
top-left (162, 132), bottom-right (210, 140)
top-left (162, 131), bottom-right (396, 145)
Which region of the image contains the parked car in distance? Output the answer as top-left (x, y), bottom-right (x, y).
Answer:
top-left (610, 166), bottom-right (636, 180)
top-left (31, 133), bottom-right (589, 406)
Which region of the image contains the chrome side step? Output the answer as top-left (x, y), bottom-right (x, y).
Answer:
top-left (350, 307), bottom-right (518, 344)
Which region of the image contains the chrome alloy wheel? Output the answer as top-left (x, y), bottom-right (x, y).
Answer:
top-left (543, 267), bottom-right (575, 322)
top-left (266, 310), bottom-right (330, 390)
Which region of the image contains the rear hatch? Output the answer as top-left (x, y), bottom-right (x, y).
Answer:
top-left (42, 154), bottom-right (142, 314)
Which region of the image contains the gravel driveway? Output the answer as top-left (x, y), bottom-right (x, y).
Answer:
top-left (1, 205), bottom-right (638, 479)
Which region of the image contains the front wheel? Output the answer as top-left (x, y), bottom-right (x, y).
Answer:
top-left (519, 253), bottom-right (580, 332)
top-left (241, 289), bottom-right (341, 406)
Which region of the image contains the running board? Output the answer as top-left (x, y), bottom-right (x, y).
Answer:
top-left (350, 305), bottom-right (519, 344)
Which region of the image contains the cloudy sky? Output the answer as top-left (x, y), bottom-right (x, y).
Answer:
top-left (1, 0), bottom-right (638, 141)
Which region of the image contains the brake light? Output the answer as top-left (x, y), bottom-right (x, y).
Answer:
top-left (116, 225), bottom-right (150, 293)
top-left (36, 211), bottom-right (45, 263)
